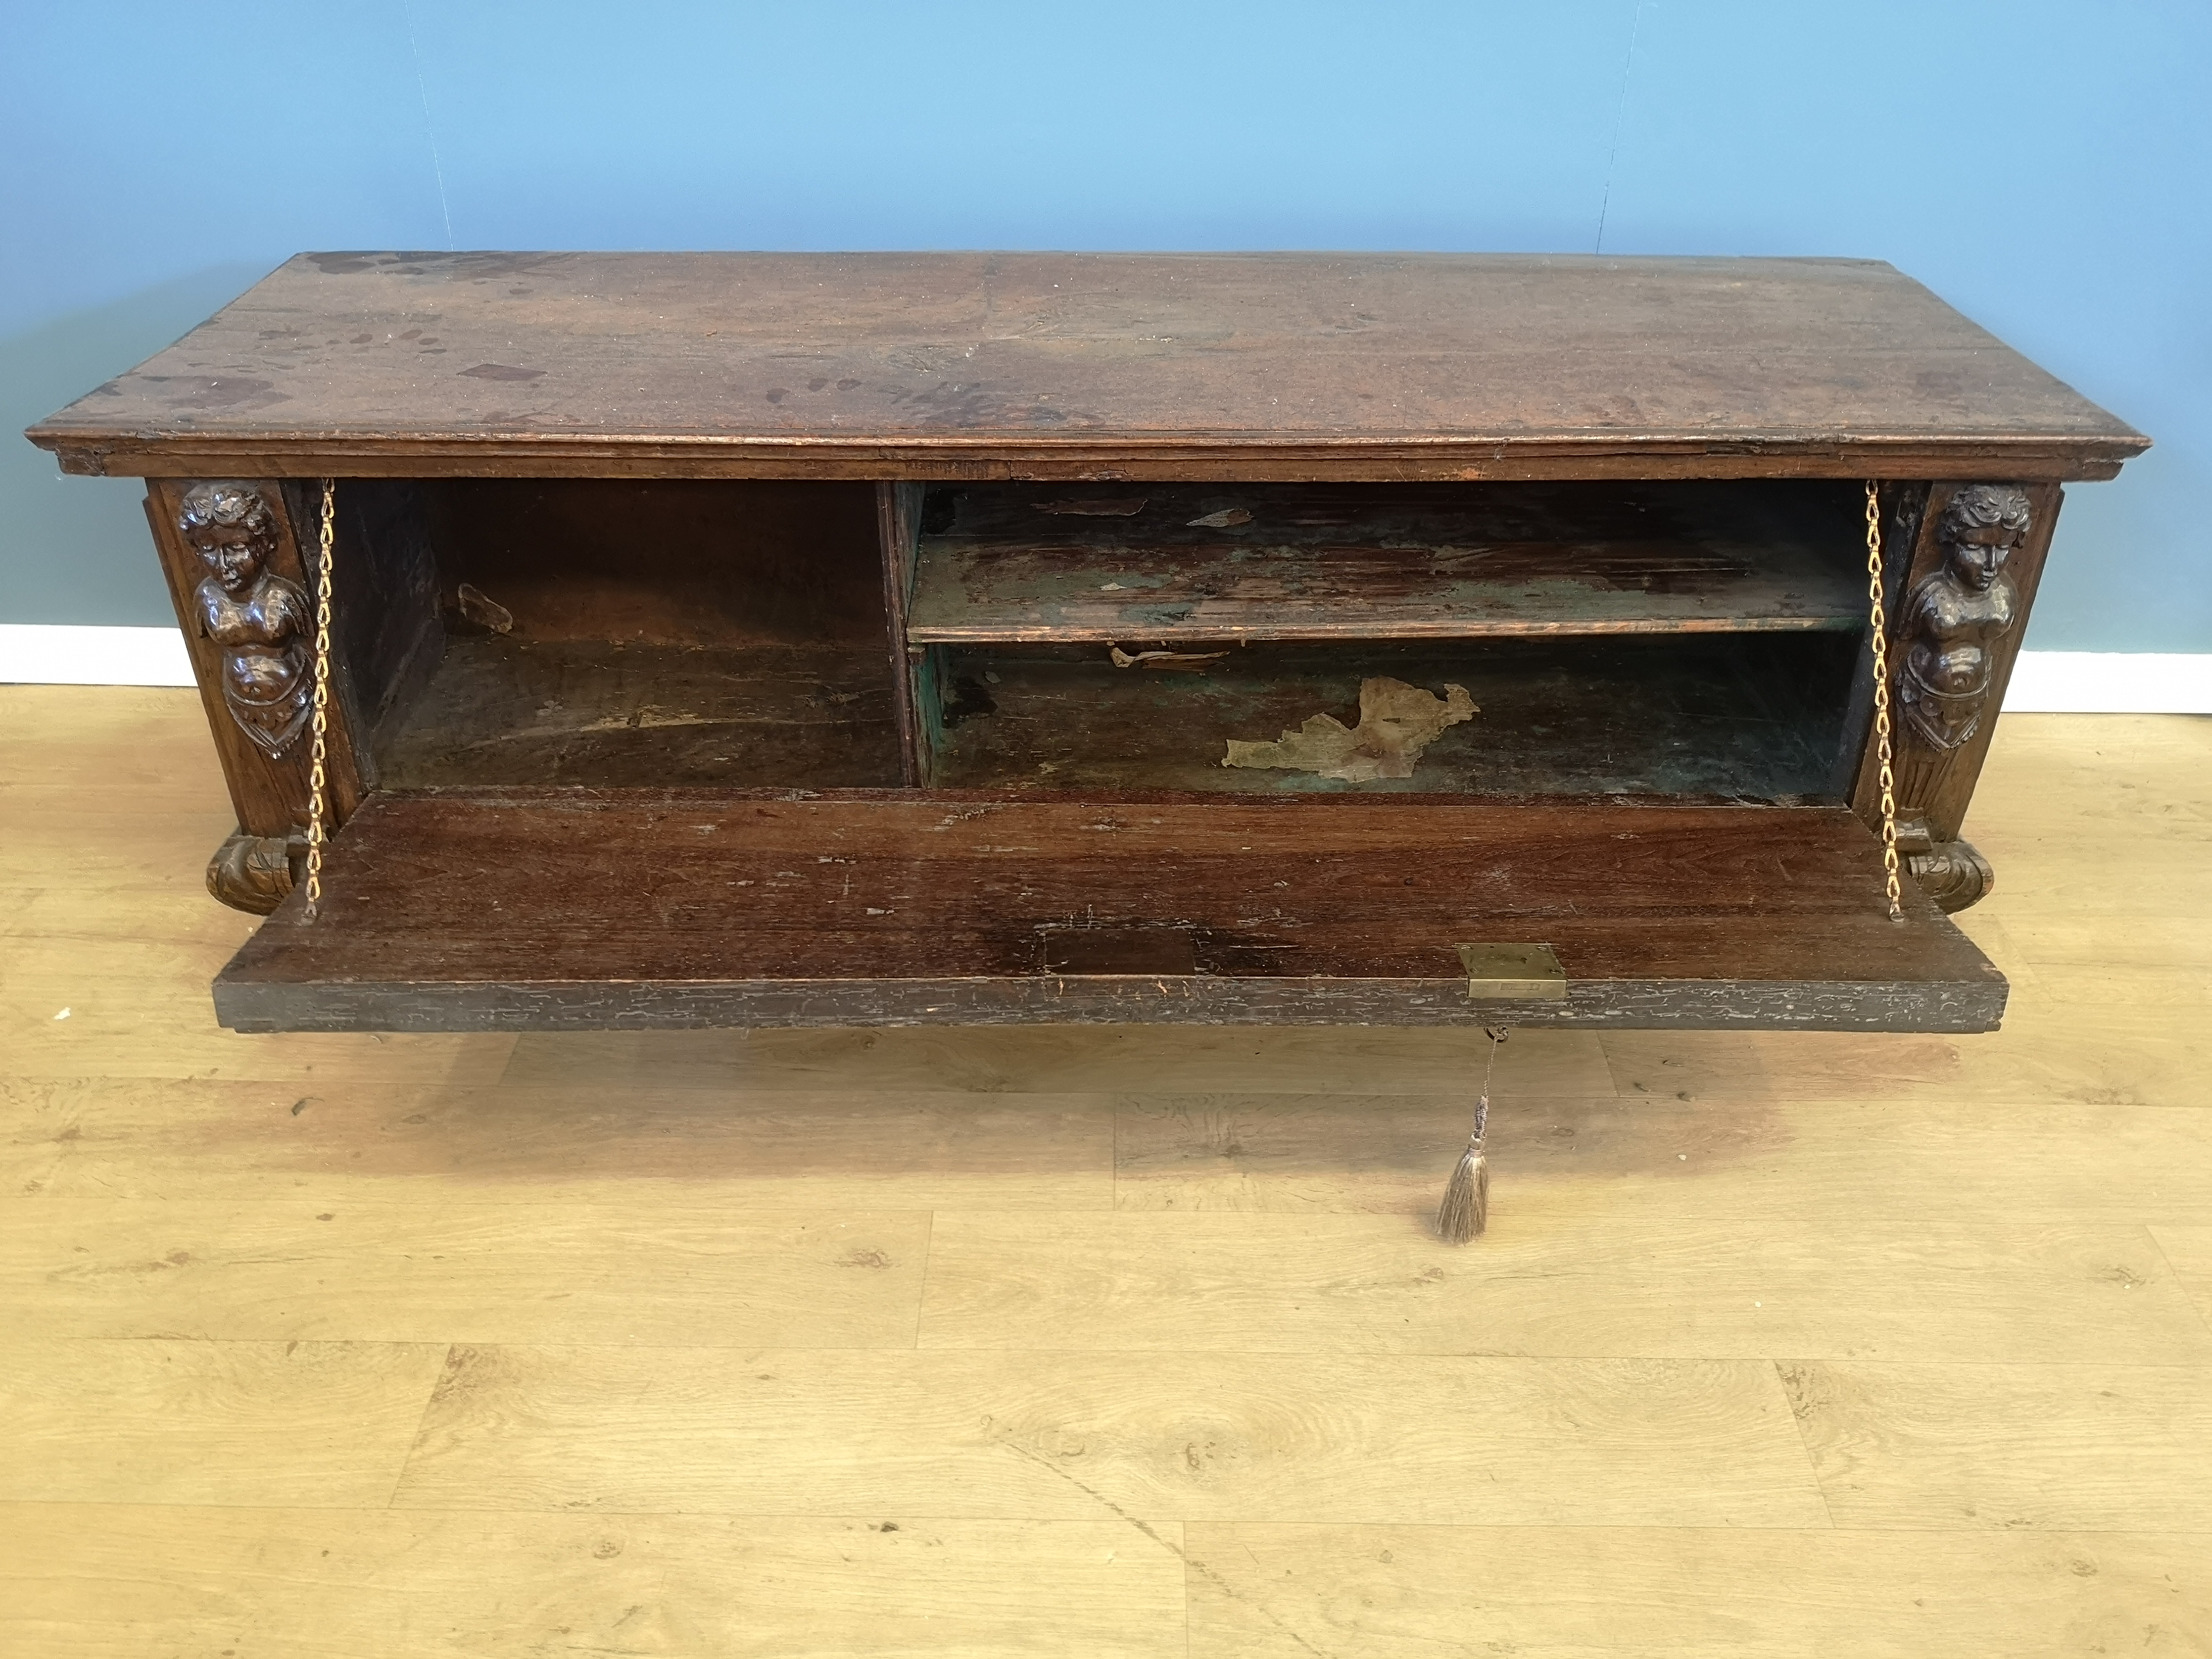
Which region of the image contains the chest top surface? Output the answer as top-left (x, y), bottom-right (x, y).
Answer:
top-left (28, 252), bottom-right (2145, 482)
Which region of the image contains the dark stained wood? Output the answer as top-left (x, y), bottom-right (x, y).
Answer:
top-left (908, 481), bottom-right (1866, 643)
top-left (30, 254), bottom-right (2145, 483)
top-left (372, 638), bottom-right (901, 789)
top-left (1852, 482), bottom-right (2063, 847)
top-left (42, 255), bottom-right (2143, 999)
top-left (212, 789), bottom-right (2006, 1033)
top-left (930, 634), bottom-right (1856, 799)
top-left (1896, 813), bottom-right (1996, 913)
top-left (204, 829), bottom-right (300, 914)
top-left (285, 478), bottom-right (444, 771)
top-left (144, 478), bottom-right (367, 840)
top-left (1826, 483), bottom-right (1929, 798)
top-left (418, 478), bottom-right (886, 647)
top-left (876, 481), bottom-right (927, 785)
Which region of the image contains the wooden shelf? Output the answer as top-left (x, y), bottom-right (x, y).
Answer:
top-left (906, 481), bottom-right (1866, 645)
top-left (214, 789), bottom-right (2004, 1033)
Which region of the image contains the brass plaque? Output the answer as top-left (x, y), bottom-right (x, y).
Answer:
top-left (1456, 942), bottom-right (1567, 999)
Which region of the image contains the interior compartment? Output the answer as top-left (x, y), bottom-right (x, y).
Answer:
top-left (339, 475), bottom-right (1872, 799)
top-left (906, 479), bottom-right (1868, 643)
top-left (925, 633), bottom-right (1860, 798)
top-left (362, 479), bottom-right (901, 788)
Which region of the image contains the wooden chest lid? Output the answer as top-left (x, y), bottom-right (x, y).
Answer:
top-left (27, 251), bottom-right (2147, 481)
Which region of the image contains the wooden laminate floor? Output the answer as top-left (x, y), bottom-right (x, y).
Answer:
top-left (3, 686), bottom-right (2209, 1657)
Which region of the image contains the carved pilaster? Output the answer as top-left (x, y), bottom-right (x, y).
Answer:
top-left (180, 482), bottom-right (315, 756)
top-left (1852, 481), bottom-right (2063, 912)
top-left (146, 479), bottom-right (367, 868)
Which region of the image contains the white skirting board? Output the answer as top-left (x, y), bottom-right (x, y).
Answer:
top-left (1, 625), bottom-right (197, 687)
top-left (1997, 652), bottom-right (2212, 714)
top-left (1, 624), bottom-right (2208, 712)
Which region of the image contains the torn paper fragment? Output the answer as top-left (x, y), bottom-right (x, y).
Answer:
top-left (1187, 507), bottom-right (1253, 528)
top-left (1224, 677), bottom-right (1476, 783)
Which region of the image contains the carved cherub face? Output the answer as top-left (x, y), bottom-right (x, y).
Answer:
top-left (1945, 519), bottom-right (2020, 592)
top-left (189, 518), bottom-right (269, 595)
top-left (179, 483), bottom-right (276, 597)
top-left (1939, 486), bottom-right (2031, 594)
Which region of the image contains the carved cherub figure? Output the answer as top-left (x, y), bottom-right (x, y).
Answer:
top-left (182, 481), bottom-right (314, 757)
top-left (1895, 483), bottom-right (2029, 751)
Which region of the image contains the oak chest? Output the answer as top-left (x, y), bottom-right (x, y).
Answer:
top-left (26, 252), bottom-right (2147, 1033)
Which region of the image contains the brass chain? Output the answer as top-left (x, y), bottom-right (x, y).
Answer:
top-left (304, 478), bottom-right (337, 919)
top-left (1864, 481), bottom-right (1903, 921)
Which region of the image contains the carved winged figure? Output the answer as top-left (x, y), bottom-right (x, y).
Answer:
top-left (1895, 483), bottom-right (2029, 752)
top-left (181, 481), bottom-right (315, 757)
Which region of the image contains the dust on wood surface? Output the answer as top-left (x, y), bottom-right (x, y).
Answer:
top-left (372, 637), bottom-right (903, 789)
top-left (909, 480), bottom-right (1869, 642)
top-left (207, 786), bottom-right (2002, 1031)
top-left (27, 253), bottom-right (2147, 479)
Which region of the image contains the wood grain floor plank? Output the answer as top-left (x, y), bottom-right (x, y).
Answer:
top-left (0, 1504), bottom-right (1188, 1659)
top-left (0, 934), bottom-right (516, 1081)
top-left (0, 1339), bottom-right (445, 1506)
top-left (4, 933), bottom-right (252, 998)
top-left (1600, 984), bottom-right (2212, 1110)
top-left (1966, 715), bottom-right (2212, 816)
top-left (0, 1198), bottom-right (932, 1347)
top-left (1110, 1089), bottom-right (2212, 1222)
top-left (1182, 1523), bottom-right (2212, 1657)
top-left (389, 1345), bottom-right (1828, 1526)
top-left (6, 690), bottom-right (2212, 1654)
top-left (498, 1022), bottom-right (1612, 1098)
top-left (0, 687), bottom-right (232, 792)
top-left (0, 818), bottom-right (240, 914)
top-left (0, 1016), bottom-right (516, 1086)
top-left (0, 882), bottom-right (258, 945)
top-left (2, 1075), bottom-right (1114, 1210)
top-left (1988, 915), bottom-right (2212, 973)
top-left (916, 1211), bottom-right (2212, 1364)
top-left (2149, 1227), bottom-right (2212, 1328)
top-left (1957, 851), bottom-right (2212, 924)
top-left (1781, 1360), bottom-right (2212, 1532)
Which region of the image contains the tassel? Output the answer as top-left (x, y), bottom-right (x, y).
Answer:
top-left (1436, 1027), bottom-right (1504, 1244)
top-left (1435, 1110), bottom-right (1489, 1243)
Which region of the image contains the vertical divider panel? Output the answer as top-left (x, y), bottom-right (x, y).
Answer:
top-left (875, 481), bottom-right (931, 786)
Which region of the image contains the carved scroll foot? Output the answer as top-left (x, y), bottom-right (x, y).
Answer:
top-left (1896, 816), bottom-right (1994, 913)
top-left (206, 830), bottom-right (303, 915)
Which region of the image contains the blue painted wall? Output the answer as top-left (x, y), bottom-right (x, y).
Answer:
top-left (5, 1), bottom-right (2205, 648)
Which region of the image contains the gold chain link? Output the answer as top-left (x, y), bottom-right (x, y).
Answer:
top-left (1864, 481), bottom-right (1903, 921)
top-left (304, 478), bottom-right (336, 919)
